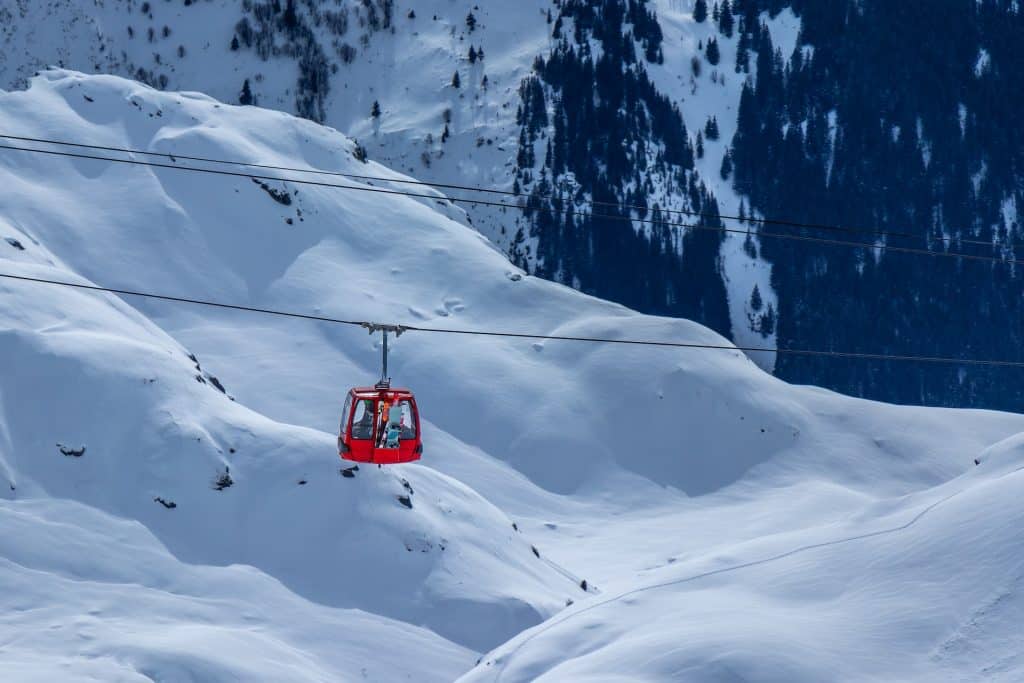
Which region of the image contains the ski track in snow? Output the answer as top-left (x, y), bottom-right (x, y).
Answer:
top-left (486, 472), bottom-right (1017, 681)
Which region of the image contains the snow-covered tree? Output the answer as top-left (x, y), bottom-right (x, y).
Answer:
top-left (718, 1), bottom-right (734, 38)
top-left (750, 284), bottom-right (763, 312)
top-left (720, 149), bottom-right (733, 179)
top-left (705, 116), bottom-right (720, 140)
top-left (706, 37), bottom-right (721, 65)
top-left (694, 0), bottom-right (708, 23)
top-left (239, 79), bottom-right (253, 105)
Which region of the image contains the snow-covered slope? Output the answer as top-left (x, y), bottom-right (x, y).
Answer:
top-left (0, 0), bottom-right (799, 358)
top-left (648, 1), bottom-right (802, 362)
top-left (0, 70), bottom-right (592, 658)
top-left (0, 498), bottom-right (473, 682)
top-left (464, 440), bottom-right (1024, 682)
top-left (0, 0), bottom-right (552, 231)
top-left (3, 70), bottom-right (1024, 681)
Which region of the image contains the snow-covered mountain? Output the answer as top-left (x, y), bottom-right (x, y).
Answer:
top-left (0, 0), bottom-right (780, 360)
top-left (5, 0), bottom-right (1024, 412)
top-left (2, 69), bottom-right (1024, 681)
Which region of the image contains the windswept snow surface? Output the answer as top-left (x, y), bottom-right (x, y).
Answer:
top-left (1, 71), bottom-right (1024, 681)
top-left (0, 498), bottom-right (473, 682)
top-left (465, 440), bottom-right (1024, 682)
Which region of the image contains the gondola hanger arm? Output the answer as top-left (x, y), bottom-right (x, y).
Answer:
top-left (360, 322), bottom-right (408, 337)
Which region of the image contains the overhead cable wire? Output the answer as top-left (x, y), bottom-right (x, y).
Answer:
top-left (1, 141), bottom-right (1022, 269)
top-left (0, 131), bottom-right (1016, 250)
top-left (2, 271), bottom-right (1023, 368)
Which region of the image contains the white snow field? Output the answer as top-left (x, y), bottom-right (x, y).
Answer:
top-left (0, 498), bottom-right (473, 682)
top-left (1, 71), bottom-right (1023, 681)
top-left (464, 438), bottom-right (1024, 682)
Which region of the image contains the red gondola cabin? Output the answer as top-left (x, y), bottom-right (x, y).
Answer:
top-left (338, 386), bottom-right (422, 464)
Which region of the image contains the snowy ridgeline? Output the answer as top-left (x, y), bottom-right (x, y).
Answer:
top-left (0, 71), bottom-right (1023, 682)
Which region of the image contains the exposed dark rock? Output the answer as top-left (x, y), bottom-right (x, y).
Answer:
top-left (213, 469), bottom-right (233, 491)
top-left (252, 178), bottom-right (292, 205)
top-left (57, 444), bottom-right (86, 458)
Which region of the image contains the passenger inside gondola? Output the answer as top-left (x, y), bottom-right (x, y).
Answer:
top-left (376, 399), bottom-right (392, 447)
top-left (352, 399), bottom-right (374, 439)
top-left (397, 400), bottom-right (417, 440)
top-left (377, 399), bottom-right (411, 449)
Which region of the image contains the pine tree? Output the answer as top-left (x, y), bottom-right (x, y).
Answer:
top-left (694, 0), bottom-right (708, 23)
top-left (466, 12), bottom-right (477, 32)
top-left (720, 149), bottom-right (733, 179)
top-left (743, 231), bottom-right (757, 258)
top-left (371, 100), bottom-right (381, 118)
top-left (706, 37), bottom-right (721, 66)
top-left (469, 46), bottom-right (478, 63)
top-left (696, 131), bottom-right (705, 159)
top-left (705, 116), bottom-right (720, 140)
top-left (735, 29), bottom-right (750, 73)
top-left (239, 79), bottom-right (253, 105)
top-left (718, 1), bottom-right (734, 38)
top-left (750, 284), bottom-right (763, 311)
top-left (407, 9), bottom-right (415, 19)
top-left (441, 123), bottom-right (450, 143)
top-left (760, 304), bottom-right (775, 335)
top-left (230, 35), bottom-right (240, 51)
top-left (283, 0), bottom-right (298, 31)
top-left (451, 71), bottom-right (461, 88)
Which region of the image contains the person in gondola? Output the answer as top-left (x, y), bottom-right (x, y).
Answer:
top-left (376, 399), bottom-right (392, 448)
top-left (352, 399), bottom-right (374, 439)
top-left (384, 412), bottom-right (403, 449)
